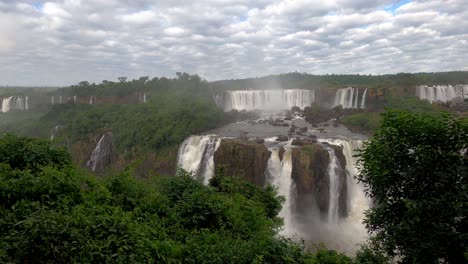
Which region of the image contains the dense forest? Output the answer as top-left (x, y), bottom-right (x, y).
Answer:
top-left (211, 71), bottom-right (468, 90)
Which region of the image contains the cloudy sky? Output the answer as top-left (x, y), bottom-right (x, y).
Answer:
top-left (0, 0), bottom-right (467, 86)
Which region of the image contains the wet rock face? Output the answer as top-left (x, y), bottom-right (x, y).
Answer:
top-left (214, 139), bottom-right (271, 186)
top-left (291, 143), bottom-right (330, 215)
top-left (291, 142), bottom-right (348, 218)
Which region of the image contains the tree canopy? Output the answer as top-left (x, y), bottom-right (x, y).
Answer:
top-left (356, 110), bottom-right (468, 263)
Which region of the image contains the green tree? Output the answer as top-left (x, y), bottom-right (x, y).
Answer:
top-left (356, 110), bottom-right (468, 263)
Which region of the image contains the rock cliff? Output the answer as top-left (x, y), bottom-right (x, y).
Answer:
top-left (214, 139), bottom-right (271, 186)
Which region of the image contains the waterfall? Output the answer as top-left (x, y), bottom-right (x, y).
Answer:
top-left (265, 141), bottom-right (295, 236)
top-left (89, 96), bottom-right (96, 105)
top-left (1, 96), bottom-right (13, 113)
top-left (176, 134), bottom-right (370, 253)
top-left (86, 132), bottom-right (113, 172)
top-left (224, 89), bottom-right (315, 111)
top-left (317, 138), bottom-right (370, 253)
top-left (416, 85), bottom-right (468, 103)
top-left (50, 125), bottom-right (60, 140)
top-left (16, 97), bottom-right (25, 110)
top-left (325, 147), bottom-right (341, 223)
top-left (25, 96), bottom-right (29, 110)
top-left (177, 135), bottom-right (221, 184)
top-left (360, 88), bottom-right (368, 109)
top-left (73, 95), bottom-right (77, 103)
top-left (59, 96), bottom-right (63, 104)
top-left (334, 87), bottom-right (364, 109)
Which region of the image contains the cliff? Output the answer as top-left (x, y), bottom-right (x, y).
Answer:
top-left (214, 139), bottom-right (271, 186)
top-left (291, 141), bottom-right (348, 218)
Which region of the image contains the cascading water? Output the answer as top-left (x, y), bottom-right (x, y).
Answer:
top-left (50, 125), bottom-right (60, 140)
top-left (86, 132), bottom-right (114, 172)
top-left (265, 140), bottom-right (296, 236)
top-left (325, 147), bottom-right (341, 224)
top-left (177, 135), bottom-right (221, 184)
top-left (176, 135), bottom-right (369, 253)
top-left (1, 97), bottom-right (13, 113)
top-left (360, 88), bottom-right (368, 109)
top-left (316, 138), bottom-right (370, 253)
top-left (224, 89), bottom-right (314, 111)
top-left (416, 85), bottom-right (468, 103)
top-left (334, 87), bottom-right (364, 109)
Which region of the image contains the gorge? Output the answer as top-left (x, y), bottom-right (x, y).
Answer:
top-left (176, 90), bottom-right (370, 253)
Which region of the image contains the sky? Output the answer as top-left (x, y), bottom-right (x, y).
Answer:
top-left (0, 0), bottom-right (467, 86)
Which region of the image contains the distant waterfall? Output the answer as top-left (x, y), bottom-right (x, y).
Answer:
top-left (50, 125), bottom-right (61, 140)
top-left (416, 85), bottom-right (468, 103)
top-left (334, 87), bottom-right (366, 109)
top-left (1, 96), bottom-right (30, 113)
top-left (224, 89), bottom-right (315, 111)
top-left (177, 135), bottom-right (221, 184)
top-left (2, 97), bottom-right (13, 113)
top-left (73, 96), bottom-right (77, 103)
top-left (139, 93), bottom-right (148, 103)
top-left (86, 132), bottom-right (114, 172)
top-left (89, 96), bottom-right (96, 105)
top-left (360, 89), bottom-right (368, 109)
top-left (265, 141), bottom-right (295, 236)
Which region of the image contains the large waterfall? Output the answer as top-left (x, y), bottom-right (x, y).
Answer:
top-left (316, 139), bottom-right (369, 253)
top-left (224, 89), bottom-right (315, 111)
top-left (1, 96), bottom-right (30, 113)
top-left (416, 85), bottom-right (468, 103)
top-left (334, 87), bottom-right (367, 109)
top-left (177, 135), bottom-right (221, 184)
top-left (265, 140), bottom-right (296, 236)
top-left (177, 135), bottom-right (370, 253)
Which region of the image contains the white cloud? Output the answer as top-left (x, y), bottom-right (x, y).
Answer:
top-left (0, 0), bottom-right (466, 86)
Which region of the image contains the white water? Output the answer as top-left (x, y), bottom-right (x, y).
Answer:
top-left (50, 125), bottom-right (60, 140)
top-left (360, 88), bottom-right (368, 109)
top-left (334, 87), bottom-right (365, 109)
top-left (317, 138), bottom-right (370, 253)
top-left (177, 135), bottom-right (221, 184)
top-left (86, 132), bottom-right (113, 172)
top-left (325, 147), bottom-right (341, 224)
top-left (224, 89), bottom-right (315, 111)
top-left (176, 134), bottom-right (370, 253)
top-left (416, 85), bottom-right (468, 103)
top-left (1, 96), bottom-right (13, 113)
top-left (0, 96), bottom-right (28, 113)
top-left (89, 96), bottom-right (96, 105)
top-left (265, 140), bottom-right (296, 236)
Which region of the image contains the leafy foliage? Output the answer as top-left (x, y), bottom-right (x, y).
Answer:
top-left (356, 110), bottom-right (468, 263)
top-left (1, 134), bottom-right (360, 263)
